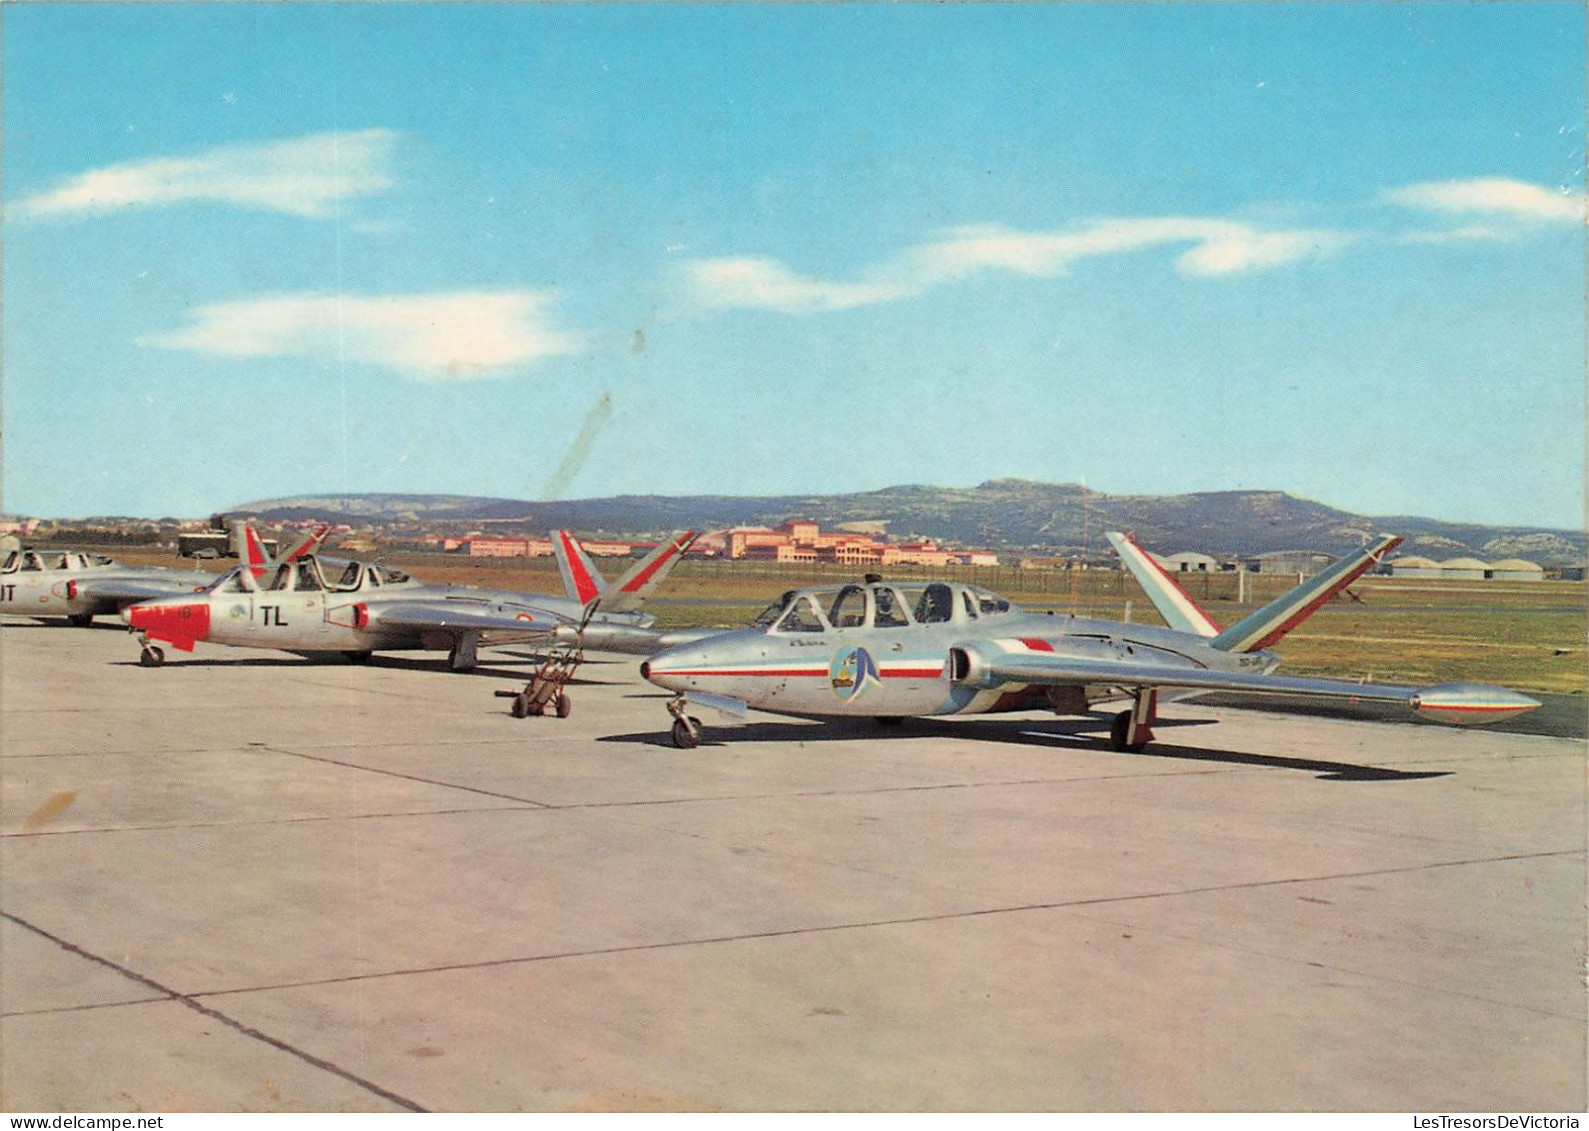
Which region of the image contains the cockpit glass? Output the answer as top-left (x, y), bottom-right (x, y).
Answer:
top-left (775, 596), bottom-right (826, 634)
top-left (1, 551), bottom-right (16, 573)
top-left (871, 586), bottom-right (910, 628)
top-left (87, 554), bottom-right (115, 566)
top-left (971, 587), bottom-right (1011, 615)
top-left (267, 565), bottom-right (293, 591)
top-left (210, 569), bottom-right (249, 594)
top-left (330, 561), bottom-right (363, 591)
top-left (962, 590), bottom-right (979, 619)
top-left (753, 590), bottom-right (795, 628)
top-left (377, 566), bottom-right (410, 585)
top-left (828, 585), bottom-right (867, 628)
top-left (913, 583), bottom-right (955, 624)
top-left (295, 561), bottom-right (323, 592)
top-left (21, 553), bottom-right (42, 571)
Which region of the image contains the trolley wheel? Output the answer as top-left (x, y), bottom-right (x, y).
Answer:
top-left (1110, 710), bottom-right (1147, 754)
top-left (555, 693), bottom-right (572, 719)
top-left (139, 646), bottom-right (166, 668)
top-left (511, 694), bottom-right (530, 719)
top-left (671, 715), bottom-right (703, 749)
top-left (343, 650), bottom-right (373, 663)
top-left (68, 613), bottom-right (95, 628)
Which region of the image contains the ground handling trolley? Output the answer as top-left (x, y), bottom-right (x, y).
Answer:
top-left (496, 637), bottom-right (583, 719)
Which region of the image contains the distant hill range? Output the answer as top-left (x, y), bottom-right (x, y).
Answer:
top-left (233, 480), bottom-right (1586, 565)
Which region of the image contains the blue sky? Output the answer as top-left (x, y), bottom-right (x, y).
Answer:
top-left (4, 3), bottom-right (1584, 528)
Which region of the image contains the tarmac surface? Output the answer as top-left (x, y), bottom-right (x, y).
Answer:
top-left (2, 618), bottom-right (1585, 1112)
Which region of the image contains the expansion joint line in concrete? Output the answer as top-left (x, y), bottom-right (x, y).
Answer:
top-left (0, 910), bottom-right (428, 1113)
top-left (257, 744), bottom-right (553, 808)
top-left (194, 847), bottom-right (1585, 1002)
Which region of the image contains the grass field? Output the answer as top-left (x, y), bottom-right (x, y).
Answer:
top-left (85, 546), bottom-right (1588, 695)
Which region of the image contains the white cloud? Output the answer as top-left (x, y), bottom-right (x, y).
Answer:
top-left (1394, 224), bottom-right (1514, 246)
top-left (1174, 227), bottom-right (1348, 276)
top-left (138, 291), bottom-right (583, 381)
top-left (686, 256), bottom-right (914, 313)
top-left (1384, 177), bottom-right (1587, 224)
top-left (11, 129), bottom-right (397, 221)
top-left (684, 217), bottom-right (1342, 313)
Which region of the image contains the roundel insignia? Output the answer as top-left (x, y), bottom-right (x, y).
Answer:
top-left (230, 604), bottom-right (248, 620)
top-left (514, 612), bottom-right (537, 623)
top-left (829, 646), bottom-right (881, 701)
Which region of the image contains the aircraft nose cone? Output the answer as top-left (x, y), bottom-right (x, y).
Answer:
top-left (642, 643), bottom-right (699, 691)
top-left (122, 599), bottom-right (211, 649)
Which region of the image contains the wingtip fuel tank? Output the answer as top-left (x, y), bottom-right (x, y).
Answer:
top-left (1409, 683), bottom-right (1542, 725)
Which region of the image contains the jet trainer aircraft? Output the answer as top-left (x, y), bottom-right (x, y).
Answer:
top-left (123, 530), bottom-right (699, 670)
top-left (641, 532), bottom-right (1540, 749)
top-left (0, 546), bottom-right (211, 626)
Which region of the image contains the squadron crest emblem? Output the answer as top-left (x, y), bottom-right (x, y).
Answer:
top-left (829, 646), bottom-right (881, 701)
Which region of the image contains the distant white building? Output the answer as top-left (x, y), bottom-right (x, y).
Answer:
top-left (1387, 555), bottom-right (1441, 578)
top-left (1439, 557), bottom-right (1489, 581)
top-left (1162, 551), bottom-right (1219, 573)
top-left (1486, 559), bottom-right (1545, 581)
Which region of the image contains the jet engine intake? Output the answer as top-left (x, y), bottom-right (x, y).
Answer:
top-left (948, 644), bottom-right (1002, 691)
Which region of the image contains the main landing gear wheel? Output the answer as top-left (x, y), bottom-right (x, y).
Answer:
top-left (68, 613), bottom-right (94, 628)
top-left (343, 650), bottom-right (373, 664)
top-left (139, 645), bottom-right (166, 668)
top-left (1109, 710), bottom-right (1147, 754)
top-left (671, 716), bottom-right (703, 749)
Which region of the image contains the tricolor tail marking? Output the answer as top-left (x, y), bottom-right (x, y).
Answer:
top-left (1105, 531), bottom-right (1221, 638)
top-left (553, 530), bottom-right (604, 605)
top-left (280, 523), bottom-right (330, 562)
top-left (619, 531), bottom-right (692, 593)
top-left (615, 532), bottom-right (697, 594)
top-left (1211, 534), bottom-right (1402, 653)
top-left (242, 526), bottom-right (270, 579)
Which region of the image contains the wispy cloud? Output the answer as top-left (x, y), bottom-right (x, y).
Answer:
top-left (11, 129), bottom-right (398, 221)
top-left (684, 217), bottom-right (1347, 314)
top-left (138, 291), bottom-right (583, 380)
top-left (1394, 224), bottom-right (1515, 246)
top-left (686, 256), bottom-right (915, 313)
top-left (1384, 176), bottom-right (1587, 225)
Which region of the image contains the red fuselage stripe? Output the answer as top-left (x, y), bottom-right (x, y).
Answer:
top-left (654, 668), bottom-right (826, 678)
top-left (653, 666), bottom-right (944, 680)
top-left (1418, 702), bottom-right (1526, 713)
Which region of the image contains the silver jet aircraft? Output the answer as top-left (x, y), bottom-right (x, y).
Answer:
top-left (122, 530), bottom-right (698, 670)
top-left (1, 546), bottom-right (211, 626)
top-left (641, 532), bottom-right (1540, 748)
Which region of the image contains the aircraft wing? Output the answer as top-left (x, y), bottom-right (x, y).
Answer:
top-left (362, 599), bottom-right (706, 655)
top-left (953, 643), bottom-right (1540, 726)
top-left (363, 600), bottom-right (570, 644)
top-left (75, 576), bottom-right (208, 605)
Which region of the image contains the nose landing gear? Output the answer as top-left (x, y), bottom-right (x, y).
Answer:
top-left (135, 634), bottom-right (165, 667)
top-left (666, 695), bottom-right (703, 749)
